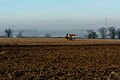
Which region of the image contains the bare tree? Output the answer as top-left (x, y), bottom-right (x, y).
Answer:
top-left (4, 28), bottom-right (13, 38)
top-left (108, 27), bottom-right (116, 39)
top-left (116, 29), bottom-right (120, 39)
top-left (16, 30), bottom-right (23, 38)
top-left (85, 30), bottom-right (98, 39)
top-left (91, 31), bottom-right (98, 39)
top-left (85, 30), bottom-right (93, 39)
top-left (45, 33), bottom-right (51, 38)
top-left (98, 27), bottom-right (107, 39)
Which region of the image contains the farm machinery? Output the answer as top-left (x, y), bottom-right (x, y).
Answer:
top-left (65, 33), bottom-right (76, 41)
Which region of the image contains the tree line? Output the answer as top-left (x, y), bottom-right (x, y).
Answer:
top-left (3, 28), bottom-right (51, 38)
top-left (86, 27), bottom-right (120, 39)
top-left (2, 27), bottom-right (120, 39)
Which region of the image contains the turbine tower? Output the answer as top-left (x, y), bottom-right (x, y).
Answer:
top-left (105, 18), bottom-right (107, 27)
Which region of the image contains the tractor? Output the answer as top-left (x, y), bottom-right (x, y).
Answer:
top-left (65, 33), bottom-right (76, 41)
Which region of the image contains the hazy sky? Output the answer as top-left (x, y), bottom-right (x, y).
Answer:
top-left (0, 0), bottom-right (120, 31)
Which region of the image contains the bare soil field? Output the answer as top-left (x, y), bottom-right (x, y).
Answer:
top-left (0, 38), bottom-right (120, 80)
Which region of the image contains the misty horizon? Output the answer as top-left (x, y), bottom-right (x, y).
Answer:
top-left (0, 19), bottom-right (120, 31)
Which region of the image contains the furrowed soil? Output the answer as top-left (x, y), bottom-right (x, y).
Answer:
top-left (0, 38), bottom-right (120, 80)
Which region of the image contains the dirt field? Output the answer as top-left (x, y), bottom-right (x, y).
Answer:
top-left (0, 38), bottom-right (120, 80)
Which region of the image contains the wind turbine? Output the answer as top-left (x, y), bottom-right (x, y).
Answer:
top-left (105, 18), bottom-right (107, 27)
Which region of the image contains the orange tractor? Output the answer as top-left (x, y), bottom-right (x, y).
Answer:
top-left (65, 33), bottom-right (76, 40)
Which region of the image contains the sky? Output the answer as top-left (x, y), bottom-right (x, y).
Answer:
top-left (0, 0), bottom-right (120, 31)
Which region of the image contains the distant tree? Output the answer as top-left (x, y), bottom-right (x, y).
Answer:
top-left (45, 33), bottom-right (51, 38)
top-left (85, 30), bottom-right (93, 39)
top-left (85, 30), bottom-right (98, 39)
top-left (4, 28), bottom-right (13, 38)
top-left (116, 29), bottom-right (120, 39)
top-left (88, 33), bottom-right (92, 39)
top-left (91, 31), bottom-right (98, 39)
top-left (16, 30), bottom-right (23, 38)
top-left (98, 27), bottom-right (107, 39)
top-left (108, 27), bottom-right (116, 39)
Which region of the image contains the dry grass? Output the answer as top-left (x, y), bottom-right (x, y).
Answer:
top-left (0, 38), bottom-right (120, 45)
top-left (0, 38), bottom-right (120, 80)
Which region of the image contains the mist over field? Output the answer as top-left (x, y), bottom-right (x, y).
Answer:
top-left (0, 29), bottom-right (86, 38)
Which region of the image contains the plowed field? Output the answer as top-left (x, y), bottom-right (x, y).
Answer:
top-left (0, 38), bottom-right (120, 80)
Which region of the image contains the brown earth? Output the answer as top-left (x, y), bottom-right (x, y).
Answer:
top-left (0, 38), bottom-right (120, 80)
